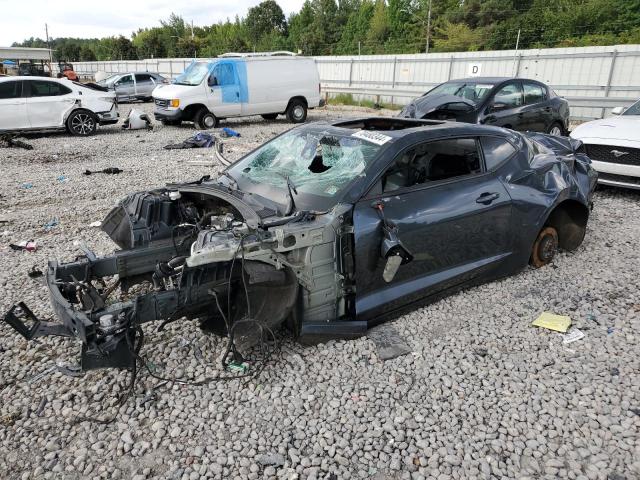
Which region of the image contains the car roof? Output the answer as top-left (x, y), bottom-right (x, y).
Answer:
top-left (0, 76), bottom-right (64, 82)
top-left (305, 117), bottom-right (514, 141)
top-left (449, 76), bottom-right (547, 85)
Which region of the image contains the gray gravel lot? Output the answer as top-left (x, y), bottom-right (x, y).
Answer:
top-left (1, 104), bottom-right (639, 480)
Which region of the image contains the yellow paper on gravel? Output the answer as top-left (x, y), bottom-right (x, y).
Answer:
top-left (532, 312), bottom-right (572, 333)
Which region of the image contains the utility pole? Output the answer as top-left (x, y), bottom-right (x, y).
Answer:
top-left (191, 20), bottom-right (196, 58)
top-left (45, 23), bottom-right (53, 68)
top-left (425, 0), bottom-right (432, 54)
top-left (512, 28), bottom-right (521, 76)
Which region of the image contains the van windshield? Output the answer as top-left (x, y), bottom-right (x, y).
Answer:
top-left (174, 62), bottom-right (210, 86)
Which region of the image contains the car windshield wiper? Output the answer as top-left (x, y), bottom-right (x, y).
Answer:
top-left (275, 173), bottom-right (298, 216)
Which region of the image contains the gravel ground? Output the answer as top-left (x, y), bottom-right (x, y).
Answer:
top-left (1, 103), bottom-right (639, 480)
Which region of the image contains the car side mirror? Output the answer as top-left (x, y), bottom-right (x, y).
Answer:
top-left (372, 201), bottom-right (413, 283)
top-left (490, 102), bottom-right (509, 113)
top-left (611, 106), bottom-right (625, 115)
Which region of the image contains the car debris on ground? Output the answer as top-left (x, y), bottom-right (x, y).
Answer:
top-left (532, 312), bottom-right (572, 332)
top-left (0, 134), bottom-right (33, 150)
top-left (122, 108), bottom-right (153, 130)
top-left (163, 132), bottom-right (217, 149)
top-left (83, 167), bottom-right (123, 175)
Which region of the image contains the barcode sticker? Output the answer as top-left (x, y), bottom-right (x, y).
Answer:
top-left (352, 130), bottom-right (392, 146)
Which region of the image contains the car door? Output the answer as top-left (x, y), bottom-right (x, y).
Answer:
top-left (113, 74), bottom-right (135, 101)
top-left (352, 136), bottom-right (514, 320)
top-left (25, 80), bottom-right (76, 128)
top-left (206, 62), bottom-right (242, 117)
top-left (481, 81), bottom-right (525, 130)
top-left (521, 82), bottom-right (548, 132)
top-left (134, 73), bottom-right (155, 99)
top-left (0, 80), bottom-right (29, 130)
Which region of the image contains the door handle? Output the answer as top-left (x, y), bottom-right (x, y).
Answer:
top-left (476, 192), bottom-right (500, 205)
top-left (483, 115), bottom-right (497, 124)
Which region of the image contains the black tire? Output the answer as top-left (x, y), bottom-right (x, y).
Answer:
top-left (194, 108), bottom-right (218, 129)
top-left (548, 122), bottom-right (565, 136)
top-left (66, 110), bottom-right (97, 136)
top-left (261, 113), bottom-right (278, 120)
top-left (286, 99), bottom-right (307, 123)
top-left (530, 226), bottom-right (559, 268)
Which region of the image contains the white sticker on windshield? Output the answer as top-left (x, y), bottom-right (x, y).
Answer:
top-left (476, 84), bottom-right (494, 89)
top-left (352, 130), bottom-right (392, 146)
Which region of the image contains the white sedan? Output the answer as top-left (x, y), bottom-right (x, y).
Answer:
top-left (570, 100), bottom-right (640, 189)
top-left (0, 76), bottom-right (119, 136)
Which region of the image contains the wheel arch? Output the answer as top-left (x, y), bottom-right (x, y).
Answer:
top-left (286, 96), bottom-right (308, 111)
top-left (542, 199), bottom-right (589, 251)
top-left (182, 103), bottom-right (209, 121)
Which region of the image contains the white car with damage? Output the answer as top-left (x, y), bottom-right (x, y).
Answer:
top-left (570, 100), bottom-right (640, 189)
top-left (0, 76), bottom-right (119, 136)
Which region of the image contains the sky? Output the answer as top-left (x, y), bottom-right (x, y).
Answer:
top-left (0, 0), bottom-right (306, 46)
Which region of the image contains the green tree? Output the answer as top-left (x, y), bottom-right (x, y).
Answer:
top-left (246, 0), bottom-right (287, 48)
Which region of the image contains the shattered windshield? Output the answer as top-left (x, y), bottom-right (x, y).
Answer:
top-left (229, 129), bottom-right (383, 209)
top-left (622, 100), bottom-right (640, 115)
top-left (174, 62), bottom-right (210, 86)
top-left (425, 81), bottom-right (495, 103)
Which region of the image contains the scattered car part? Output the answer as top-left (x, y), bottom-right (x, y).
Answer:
top-left (122, 109), bottom-right (152, 130)
top-left (164, 132), bottom-right (216, 150)
top-left (2, 117), bottom-right (596, 373)
top-left (9, 240), bottom-right (37, 252)
top-left (83, 167), bottom-right (123, 176)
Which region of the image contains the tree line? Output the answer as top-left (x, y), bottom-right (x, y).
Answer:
top-left (13, 0), bottom-right (640, 62)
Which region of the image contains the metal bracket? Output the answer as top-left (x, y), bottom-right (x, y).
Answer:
top-left (3, 302), bottom-right (73, 341)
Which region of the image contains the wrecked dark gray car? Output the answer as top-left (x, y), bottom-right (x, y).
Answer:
top-left (399, 77), bottom-right (570, 136)
top-left (4, 118), bottom-right (597, 371)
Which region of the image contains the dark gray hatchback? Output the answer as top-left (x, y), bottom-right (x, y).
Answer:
top-left (399, 77), bottom-right (570, 136)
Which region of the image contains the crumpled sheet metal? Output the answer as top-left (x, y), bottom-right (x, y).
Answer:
top-left (399, 94), bottom-right (476, 119)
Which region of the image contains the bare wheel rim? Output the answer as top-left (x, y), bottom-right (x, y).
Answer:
top-left (550, 126), bottom-right (562, 136)
top-left (71, 113), bottom-right (95, 134)
top-left (204, 115), bottom-right (215, 128)
top-left (293, 105), bottom-right (304, 119)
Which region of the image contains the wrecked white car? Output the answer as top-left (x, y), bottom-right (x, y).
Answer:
top-left (0, 76), bottom-right (118, 135)
top-left (3, 118), bottom-right (596, 371)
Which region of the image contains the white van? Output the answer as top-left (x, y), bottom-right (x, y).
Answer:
top-left (153, 52), bottom-right (323, 128)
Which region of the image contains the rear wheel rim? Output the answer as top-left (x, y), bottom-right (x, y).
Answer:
top-left (550, 126), bottom-right (562, 136)
top-left (293, 105), bottom-right (304, 120)
top-left (538, 233), bottom-right (558, 263)
top-left (71, 113), bottom-right (95, 135)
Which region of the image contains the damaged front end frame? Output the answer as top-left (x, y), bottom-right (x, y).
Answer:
top-left (3, 183), bottom-right (351, 371)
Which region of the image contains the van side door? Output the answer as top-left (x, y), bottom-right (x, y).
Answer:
top-left (207, 62), bottom-right (242, 117)
top-left (0, 80), bottom-right (29, 130)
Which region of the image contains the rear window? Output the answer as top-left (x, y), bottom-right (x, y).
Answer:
top-left (27, 81), bottom-right (71, 97)
top-left (481, 136), bottom-right (517, 170)
top-left (0, 81), bottom-right (21, 99)
top-left (523, 83), bottom-right (546, 105)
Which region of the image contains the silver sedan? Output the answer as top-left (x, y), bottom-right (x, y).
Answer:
top-left (97, 72), bottom-right (168, 102)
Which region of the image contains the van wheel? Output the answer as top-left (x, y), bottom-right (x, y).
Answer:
top-left (195, 108), bottom-right (218, 129)
top-left (530, 226), bottom-right (558, 268)
top-left (261, 113), bottom-right (278, 120)
top-left (286, 100), bottom-right (307, 123)
top-left (67, 110), bottom-right (97, 136)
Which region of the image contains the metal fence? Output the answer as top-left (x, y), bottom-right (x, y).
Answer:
top-left (72, 44), bottom-right (640, 121)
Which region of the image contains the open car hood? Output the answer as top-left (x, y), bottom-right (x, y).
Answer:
top-left (399, 94), bottom-right (476, 119)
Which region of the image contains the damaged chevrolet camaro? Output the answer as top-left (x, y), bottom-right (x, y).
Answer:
top-left (4, 118), bottom-right (597, 371)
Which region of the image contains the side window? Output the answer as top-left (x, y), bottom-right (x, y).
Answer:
top-left (135, 73), bottom-right (153, 83)
top-left (523, 83), bottom-right (546, 105)
top-left (492, 83), bottom-right (523, 109)
top-left (27, 81), bottom-right (71, 97)
top-left (481, 136), bottom-right (517, 170)
top-left (116, 75), bottom-right (133, 86)
top-left (210, 63), bottom-right (236, 87)
top-left (0, 81), bottom-right (22, 99)
top-left (382, 138), bottom-right (482, 193)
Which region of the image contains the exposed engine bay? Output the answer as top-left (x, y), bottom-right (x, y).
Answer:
top-left (5, 181), bottom-right (357, 371)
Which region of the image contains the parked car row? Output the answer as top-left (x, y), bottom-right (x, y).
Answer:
top-left (1, 58), bottom-right (639, 191)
